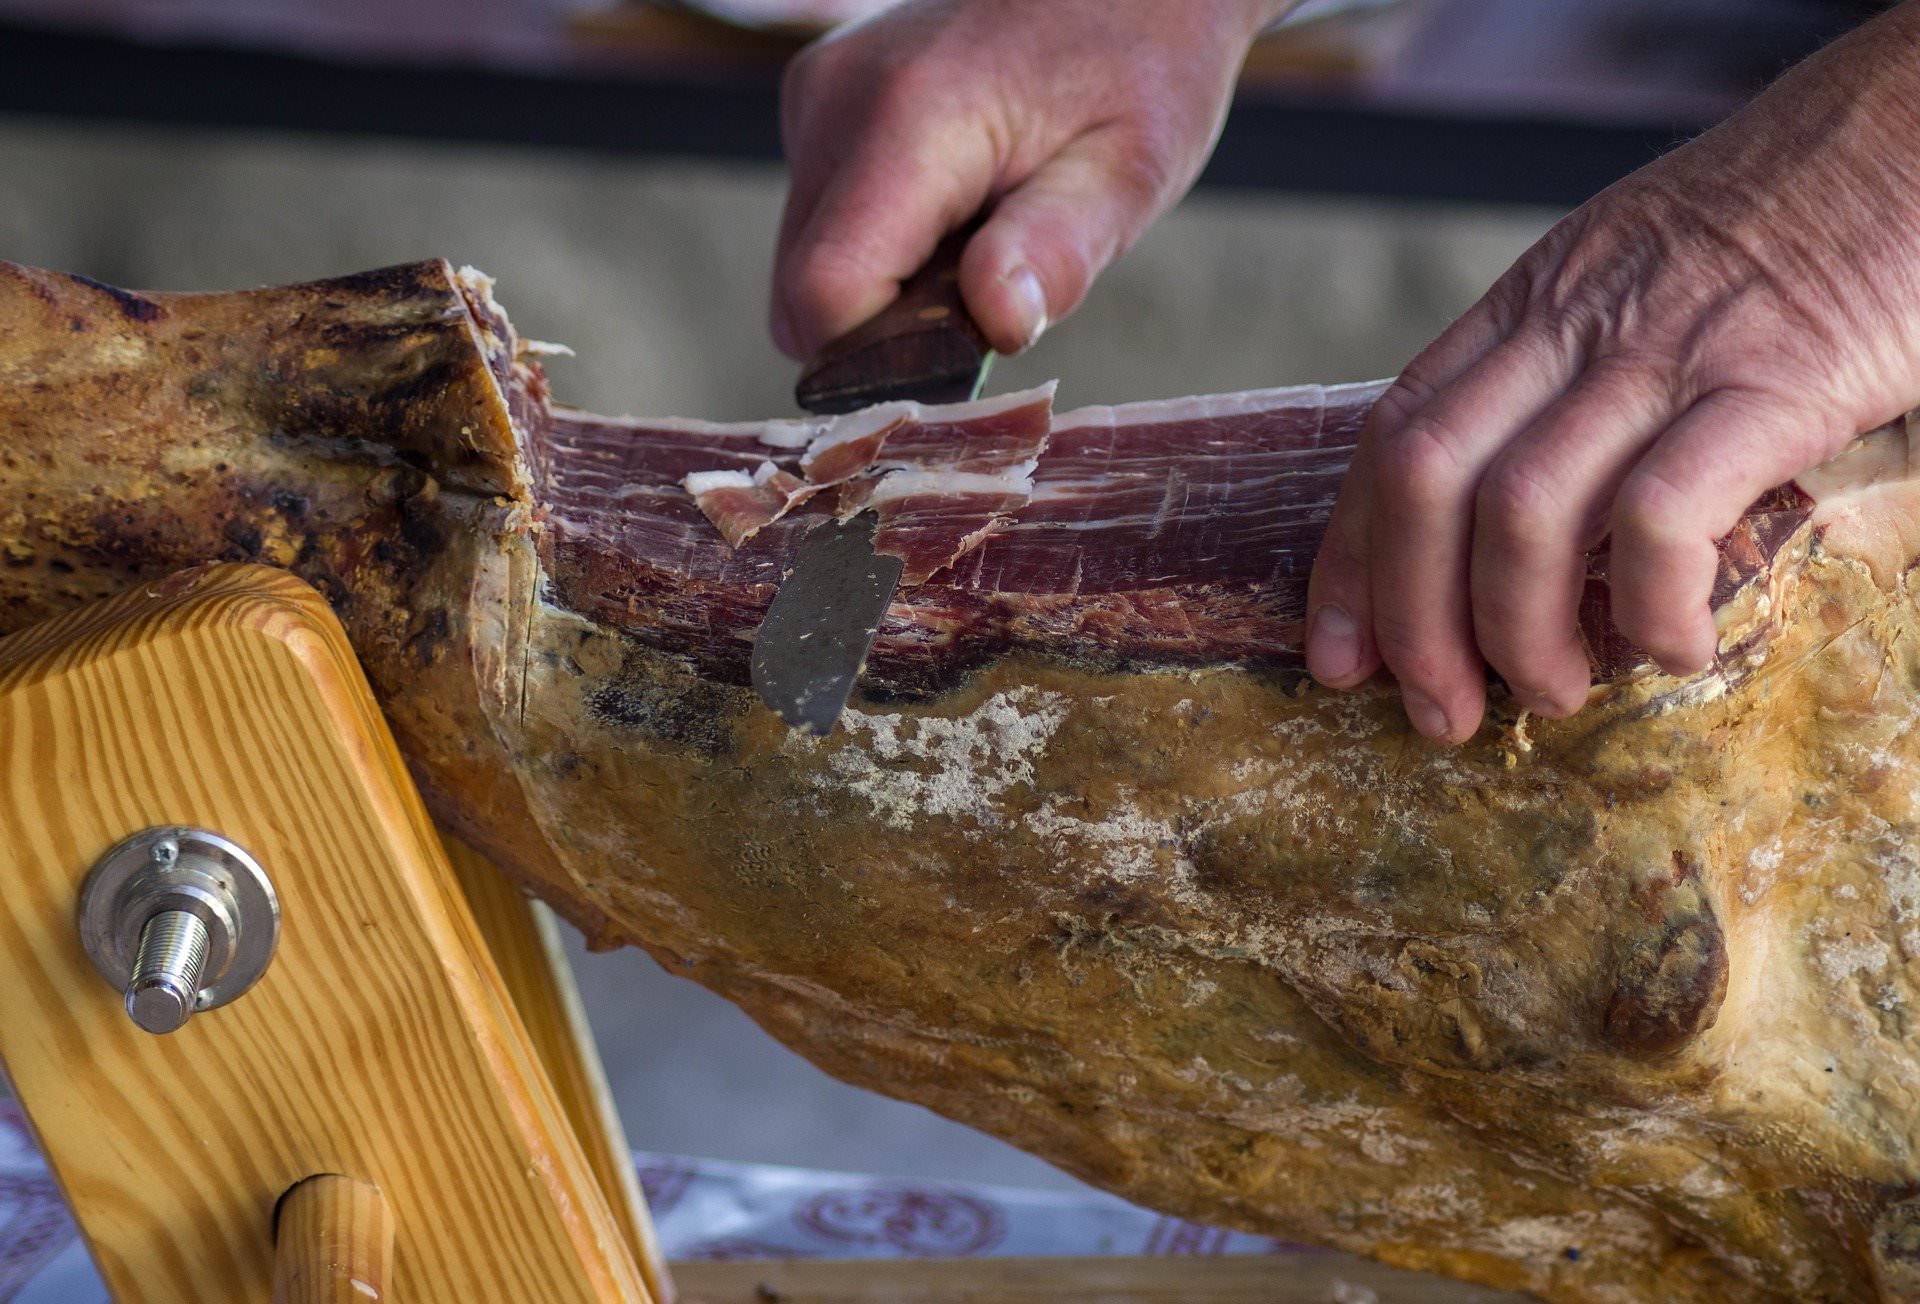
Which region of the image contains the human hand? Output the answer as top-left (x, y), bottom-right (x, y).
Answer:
top-left (1306, 1), bottom-right (1920, 742)
top-left (771, 0), bottom-right (1292, 360)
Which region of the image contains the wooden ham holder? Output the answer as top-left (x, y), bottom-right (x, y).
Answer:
top-left (0, 570), bottom-right (1513, 1303)
top-left (0, 563), bottom-right (670, 1304)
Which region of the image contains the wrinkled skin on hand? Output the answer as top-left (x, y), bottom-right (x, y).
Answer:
top-left (1304, 1), bottom-right (1920, 741)
top-left (770, 0), bottom-right (1292, 359)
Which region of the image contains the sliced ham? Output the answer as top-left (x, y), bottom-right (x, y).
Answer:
top-left (796, 401), bottom-right (915, 483)
top-left (839, 464), bottom-right (1038, 584)
top-left (682, 461), bottom-right (820, 548)
top-left (682, 382), bottom-right (1057, 583)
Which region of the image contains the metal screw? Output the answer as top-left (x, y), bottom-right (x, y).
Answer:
top-left (125, 910), bottom-right (211, 1034)
top-left (78, 827), bottom-right (280, 1036)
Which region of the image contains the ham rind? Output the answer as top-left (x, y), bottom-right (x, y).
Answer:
top-left (682, 461), bottom-right (819, 548)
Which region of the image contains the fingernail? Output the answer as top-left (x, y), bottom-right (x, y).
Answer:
top-left (1307, 604), bottom-right (1361, 683)
top-left (1002, 265), bottom-right (1049, 350)
top-left (1511, 687), bottom-right (1555, 717)
top-left (1401, 687), bottom-right (1451, 740)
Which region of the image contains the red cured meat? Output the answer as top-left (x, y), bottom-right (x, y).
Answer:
top-left (844, 466), bottom-right (1037, 584)
top-left (683, 384), bottom-right (1057, 582)
top-left (683, 461), bottom-right (820, 548)
top-left (538, 380), bottom-right (1391, 690)
top-left (797, 402), bottom-right (915, 484)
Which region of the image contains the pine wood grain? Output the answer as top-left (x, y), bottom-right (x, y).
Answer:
top-left (273, 1175), bottom-right (394, 1304)
top-left (672, 1253), bottom-right (1530, 1303)
top-left (0, 564), bottom-right (653, 1303)
top-left (448, 835), bottom-right (676, 1304)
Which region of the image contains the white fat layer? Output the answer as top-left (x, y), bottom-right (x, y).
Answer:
top-left (862, 463), bottom-right (1036, 508)
top-left (1052, 378), bottom-right (1389, 434)
top-left (1798, 413), bottom-right (1920, 585)
top-left (914, 380), bottom-right (1058, 424)
top-left (682, 469), bottom-right (755, 496)
top-left (574, 410), bottom-right (770, 437)
top-left (759, 418), bottom-right (831, 449)
top-left (750, 460), bottom-right (787, 487)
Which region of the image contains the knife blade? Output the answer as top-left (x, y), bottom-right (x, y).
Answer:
top-left (751, 231), bottom-right (995, 733)
top-left (750, 513), bottom-right (905, 735)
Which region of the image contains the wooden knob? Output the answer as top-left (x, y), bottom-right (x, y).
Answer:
top-left (274, 1175), bottom-right (394, 1304)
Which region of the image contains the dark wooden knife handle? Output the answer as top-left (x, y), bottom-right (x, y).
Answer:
top-left (794, 228), bottom-right (994, 416)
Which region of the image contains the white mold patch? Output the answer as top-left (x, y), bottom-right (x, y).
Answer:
top-left (798, 687), bottom-right (1068, 829)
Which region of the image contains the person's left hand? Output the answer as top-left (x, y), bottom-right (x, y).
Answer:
top-left (1305, 1), bottom-right (1920, 742)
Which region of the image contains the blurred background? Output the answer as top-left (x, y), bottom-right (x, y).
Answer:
top-left (0, 0), bottom-right (1887, 1193)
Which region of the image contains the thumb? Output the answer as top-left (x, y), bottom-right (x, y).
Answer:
top-left (959, 124), bottom-right (1188, 355)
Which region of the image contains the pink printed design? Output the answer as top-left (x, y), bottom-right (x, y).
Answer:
top-left (797, 1185), bottom-right (1006, 1257)
top-left (0, 1101), bottom-right (79, 1298)
top-left (1142, 1216), bottom-right (1233, 1257)
top-left (677, 1237), bottom-right (810, 1262)
top-left (634, 1157), bottom-right (696, 1216)
top-left (0, 1175), bottom-right (78, 1298)
top-left (0, 1103), bottom-right (30, 1151)
top-left (1265, 1237), bottom-right (1331, 1255)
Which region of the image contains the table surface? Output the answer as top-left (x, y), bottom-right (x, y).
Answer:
top-left (0, 1), bottom-right (1873, 205)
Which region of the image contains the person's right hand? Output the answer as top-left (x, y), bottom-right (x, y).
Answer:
top-left (771, 0), bottom-right (1292, 360)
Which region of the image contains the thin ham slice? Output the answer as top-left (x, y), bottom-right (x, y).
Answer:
top-left (840, 464), bottom-right (1038, 584)
top-left (684, 383), bottom-right (1057, 583)
top-left (797, 402), bottom-right (915, 483)
top-left (682, 461), bottom-right (819, 548)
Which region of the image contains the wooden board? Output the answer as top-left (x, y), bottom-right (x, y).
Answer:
top-left (672, 1254), bottom-right (1532, 1302)
top-left (0, 564), bottom-right (653, 1303)
top-left (447, 835), bottom-right (676, 1304)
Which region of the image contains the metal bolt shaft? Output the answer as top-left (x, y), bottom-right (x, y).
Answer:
top-left (125, 910), bottom-right (209, 1034)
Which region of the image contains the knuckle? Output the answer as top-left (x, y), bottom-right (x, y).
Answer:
top-left (1102, 123), bottom-right (1184, 207)
top-left (867, 58), bottom-right (940, 121)
top-left (1376, 417), bottom-right (1470, 514)
top-left (1475, 459), bottom-right (1560, 546)
top-left (792, 243), bottom-right (878, 311)
top-left (1378, 370), bottom-right (1440, 423)
top-left (1613, 469), bottom-right (1691, 544)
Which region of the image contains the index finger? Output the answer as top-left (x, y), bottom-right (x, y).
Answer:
top-left (773, 113), bottom-right (996, 360)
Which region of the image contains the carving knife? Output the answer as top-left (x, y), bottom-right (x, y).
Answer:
top-left (751, 232), bottom-right (994, 734)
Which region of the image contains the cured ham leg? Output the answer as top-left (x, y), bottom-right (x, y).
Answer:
top-left (6, 259), bottom-right (1920, 1303)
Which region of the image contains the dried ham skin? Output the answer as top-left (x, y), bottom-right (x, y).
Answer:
top-left (17, 260), bottom-right (1920, 1304)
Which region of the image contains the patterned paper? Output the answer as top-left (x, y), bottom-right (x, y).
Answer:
top-left (0, 1099), bottom-right (1318, 1300)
